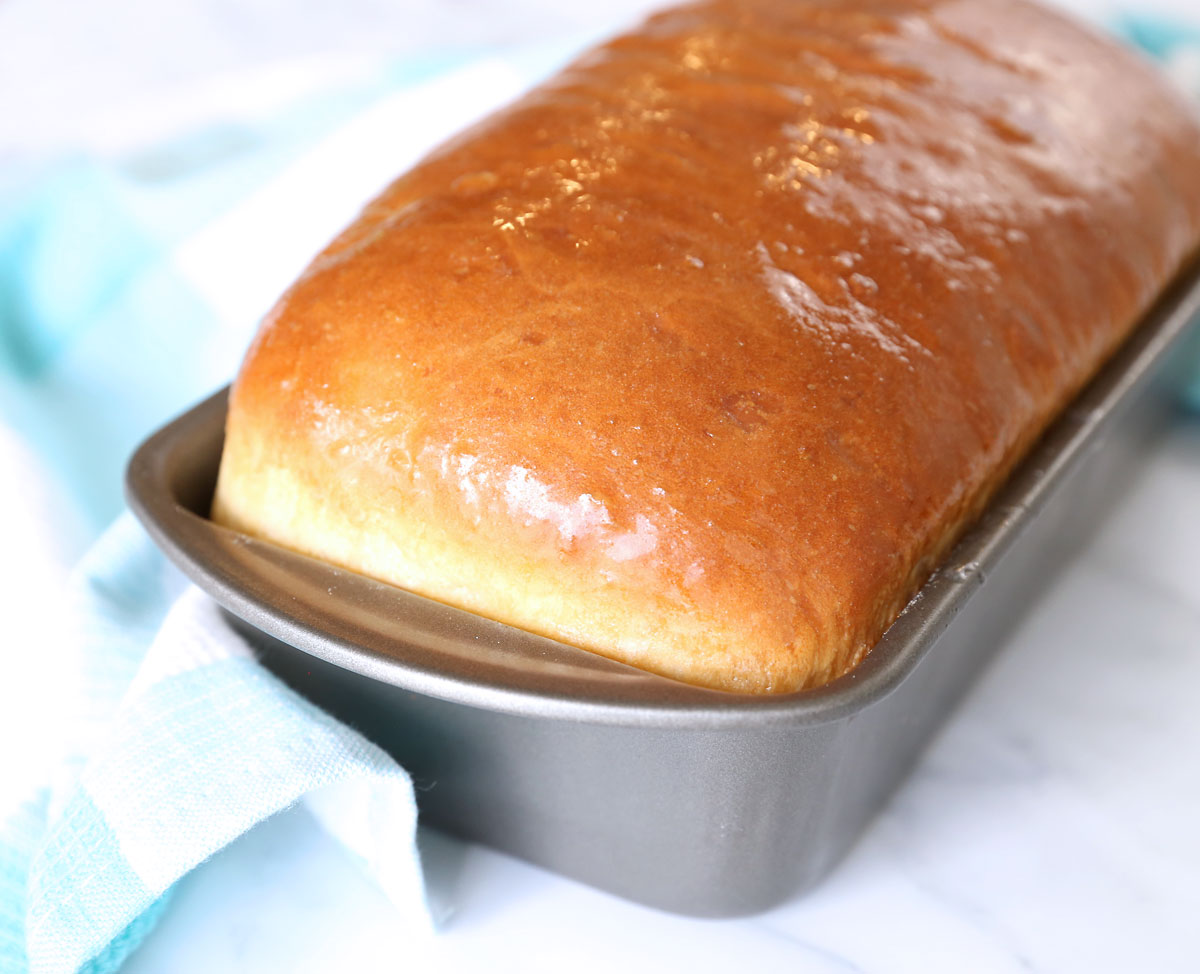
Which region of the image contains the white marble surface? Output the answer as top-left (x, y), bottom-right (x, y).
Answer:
top-left (5, 0), bottom-right (1200, 970)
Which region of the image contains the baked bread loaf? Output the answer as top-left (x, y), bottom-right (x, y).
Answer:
top-left (213, 0), bottom-right (1200, 693)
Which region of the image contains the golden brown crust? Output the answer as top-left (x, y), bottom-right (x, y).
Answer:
top-left (213, 0), bottom-right (1200, 693)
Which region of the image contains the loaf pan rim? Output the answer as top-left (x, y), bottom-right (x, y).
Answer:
top-left (126, 255), bottom-right (1200, 728)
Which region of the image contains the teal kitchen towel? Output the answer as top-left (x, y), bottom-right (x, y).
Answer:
top-left (0, 55), bottom-right (502, 974)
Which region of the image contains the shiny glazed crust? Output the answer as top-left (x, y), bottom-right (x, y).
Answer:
top-left (213, 0), bottom-right (1200, 693)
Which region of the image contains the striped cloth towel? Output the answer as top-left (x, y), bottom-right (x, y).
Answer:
top-left (0, 48), bottom-right (560, 974)
top-left (0, 16), bottom-right (1197, 974)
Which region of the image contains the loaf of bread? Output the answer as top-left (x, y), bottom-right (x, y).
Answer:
top-left (213, 0), bottom-right (1200, 693)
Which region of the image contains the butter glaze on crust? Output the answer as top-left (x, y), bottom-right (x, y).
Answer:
top-left (213, 0), bottom-right (1200, 693)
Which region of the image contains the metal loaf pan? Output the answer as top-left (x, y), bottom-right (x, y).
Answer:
top-left (127, 258), bottom-right (1200, 918)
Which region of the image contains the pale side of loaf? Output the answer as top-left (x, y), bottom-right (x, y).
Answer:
top-left (212, 0), bottom-right (1200, 693)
